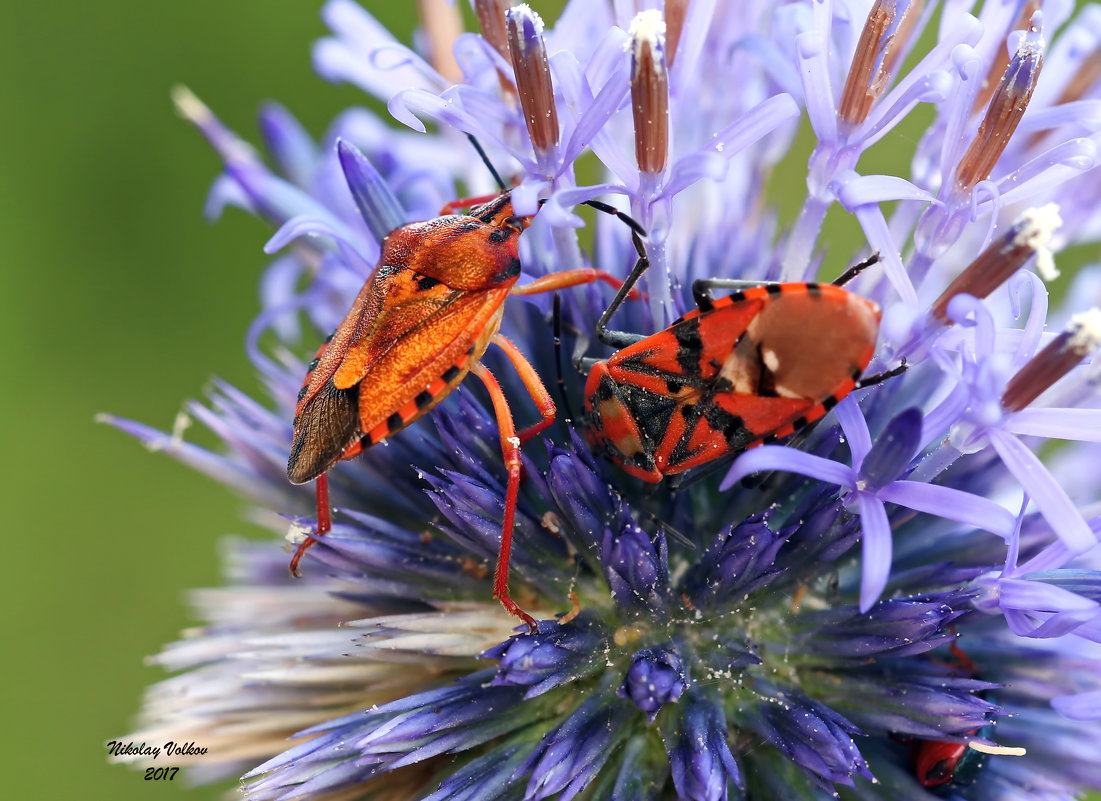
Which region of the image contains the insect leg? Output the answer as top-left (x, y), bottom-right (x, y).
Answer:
top-left (470, 362), bottom-right (539, 631)
top-left (832, 252), bottom-right (882, 286)
top-left (289, 473), bottom-right (332, 576)
top-left (492, 333), bottom-right (556, 444)
top-left (594, 229), bottom-right (651, 348)
top-left (509, 266), bottom-right (644, 297)
top-left (855, 359), bottom-right (908, 389)
top-left (691, 278), bottom-right (775, 310)
top-left (577, 199), bottom-right (647, 237)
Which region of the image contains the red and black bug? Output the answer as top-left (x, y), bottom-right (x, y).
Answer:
top-left (287, 178), bottom-right (647, 629)
top-left (580, 255), bottom-right (904, 481)
top-left (911, 643), bottom-right (996, 789)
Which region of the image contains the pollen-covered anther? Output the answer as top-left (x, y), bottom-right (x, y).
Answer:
top-left (1002, 308), bottom-right (1101, 412)
top-left (416, 0), bottom-right (464, 83)
top-left (973, 0), bottom-right (1041, 112)
top-left (838, 0), bottom-right (921, 126)
top-left (955, 12), bottom-right (1045, 190)
top-left (931, 203), bottom-right (1063, 322)
top-left (506, 4), bottom-right (559, 154)
top-left (629, 10), bottom-right (669, 174)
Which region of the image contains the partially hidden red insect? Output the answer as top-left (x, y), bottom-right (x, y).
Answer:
top-left (911, 643), bottom-right (995, 789)
top-left (287, 188), bottom-right (645, 629)
top-left (582, 255), bottom-right (904, 481)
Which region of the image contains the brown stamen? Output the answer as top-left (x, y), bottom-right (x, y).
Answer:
top-left (1053, 41), bottom-right (1101, 106)
top-left (1002, 309), bottom-right (1101, 412)
top-left (417, 0), bottom-right (464, 84)
top-left (879, 0), bottom-right (925, 79)
top-left (507, 4), bottom-right (560, 154)
top-left (839, 0), bottom-right (922, 125)
top-left (630, 10), bottom-right (669, 174)
top-left (973, 0), bottom-right (1040, 113)
top-left (474, 0), bottom-right (511, 62)
top-left (475, 0), bottom-right (517, 100)
top-left (665, 0), bottom-right (689, 67)
top-left (931, 204), bottom-right (1062, 323)
top-left (956, 14), bottom-right (1044, 190)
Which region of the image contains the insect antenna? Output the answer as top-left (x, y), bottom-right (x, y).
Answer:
top-left (855, 359), bottom-right (909, 388)
top-left (644, 510), bottom-right (696, 550)
top-left (465, 133), bottom-right (507, 192)
top-left (667, 454), bottom-right (742, 493)
top-left (832, 251), bottom-right (881, 286)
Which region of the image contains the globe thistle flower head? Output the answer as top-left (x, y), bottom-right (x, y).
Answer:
top-left (108, 2), bottom-right (1101, 800)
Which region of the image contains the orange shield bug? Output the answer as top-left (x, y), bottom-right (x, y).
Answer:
top-left (581, 255), bottom-right (905, 481)
top-left (288, 185), bottom-right (647, 629)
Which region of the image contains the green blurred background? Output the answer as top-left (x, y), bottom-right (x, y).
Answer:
top-left (2, 2), bottom-right (1097, 800)
top-left (0, 3), bottom-right (418, 799)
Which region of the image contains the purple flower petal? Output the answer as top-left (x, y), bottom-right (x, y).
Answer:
top-left (484, 616), bottom-right (603, 699)
top-left (988, 429), bottom-right (1097, 554)
top-left (858, 494), bottom-right (894, 612)
top-left (603, 522), bottom-right (669, 612)
top-left (848, 198), bottom-right (919, 305)
top-left (314, 0), bottom-right (441, 100)
top-left (520, 695), bottom-right (631, 801)
top-left (835, 397), bottom-right (872, 467)
top-left (745, 687), bottom-right (870, 787)
top-left (659, 94), bottom-right (800, 201)
top-left (665, 695), bottom-right (741, 801)
top-left (720, 446), bottom-right (856, 492)
top-left (336, 138), bottom-right (406, 240)
top-left (1052, 689), bottom-right (1101, 721)
top-left (997, 577), bottom-right (1099, 638)
top-left (877, 481), bottom-right (1017, 539)
top-left (993, 137), bottom-right (1098, 207)
top-left (1006, 408), bottom-right (1101, 442)
top-left (795, 29), bottom-right (837, 144)
top-left (859, 407), bottom-right (924, 487)
top-left (556, 50), bottom-right (630, 173)
top-left (617, 646), bottom-right (687, 721)
top-left (552, 50), bottom-right (636, 187)
top-left (667, 0), bottom-right (717, 100)
top-left (831, 170), bottom-right (940, 206)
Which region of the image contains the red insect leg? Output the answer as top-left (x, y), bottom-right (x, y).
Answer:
top-left (510, 268), bottom-right (641, 298)
top-left (492, 333), bottom-right (556, 444)
top-left (289, 473), bottom-right (332, 576)
top-left (471, 361), bottom-right (538, 631)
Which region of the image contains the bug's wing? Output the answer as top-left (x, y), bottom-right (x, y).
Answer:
top-left (605, 297), bottom-right (765, 394)
top-left (287, 381), bottom-right (361, 484)
top-left (288, 271), bottom-right (508, 483)
top-left (349, 286), bottom-right (508, 441)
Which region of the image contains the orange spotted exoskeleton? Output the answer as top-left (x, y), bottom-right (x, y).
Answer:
top-left (288, 190), bottom-right (646, 629)
top-left (582, 255), bottom-right (904, 481)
